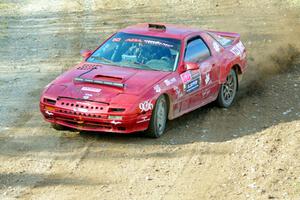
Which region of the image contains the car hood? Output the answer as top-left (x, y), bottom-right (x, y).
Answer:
top-left (45, 63), bottom-right (171, 103)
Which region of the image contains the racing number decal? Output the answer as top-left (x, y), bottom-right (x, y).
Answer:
top-left (139, 100), bottom-right (153, 112)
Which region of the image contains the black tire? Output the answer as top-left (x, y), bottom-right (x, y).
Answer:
top-left (51, 123), bottom-right (67, 130)
top-left (217, 69), bottom-right (238, 108)
top-left (145, 95), bottom-right (168, 138)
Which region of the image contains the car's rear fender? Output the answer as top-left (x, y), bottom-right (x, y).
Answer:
top-left (219, 43), bottom-right (246, 85)
top-left (220, 61), bottom-right (243, 85)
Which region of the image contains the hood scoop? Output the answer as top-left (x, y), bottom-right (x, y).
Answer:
top-left (74, 65), bottom-right (125, 88)
top-left (94, 75), bottom-right (123, 83)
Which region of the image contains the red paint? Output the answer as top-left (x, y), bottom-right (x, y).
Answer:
top-left (40, 23), bottom-right (247, 134)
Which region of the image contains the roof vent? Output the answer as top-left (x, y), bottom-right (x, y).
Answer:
top-left (148, 24), bottom-right (166, 31)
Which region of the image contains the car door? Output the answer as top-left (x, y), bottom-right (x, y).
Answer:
top-left (177, 37), bottom-right (203, 113)
top-left (182, 37), bottom-right (214, 109)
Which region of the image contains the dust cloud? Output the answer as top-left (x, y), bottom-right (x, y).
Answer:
top-left (241, 44), bottom-right (299, 97)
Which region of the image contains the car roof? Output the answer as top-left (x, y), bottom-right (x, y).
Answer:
top-left (120, 23), bottom-right (203, 40)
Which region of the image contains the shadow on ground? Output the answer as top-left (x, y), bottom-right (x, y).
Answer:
top-left (0, 172), bottom-right (102, 189)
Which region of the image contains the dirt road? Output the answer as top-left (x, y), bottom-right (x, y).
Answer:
top-left (0, 0), bottom-right (300, 199)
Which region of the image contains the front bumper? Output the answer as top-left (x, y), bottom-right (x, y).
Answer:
top-left (40, 100), bottom-right (151, 134)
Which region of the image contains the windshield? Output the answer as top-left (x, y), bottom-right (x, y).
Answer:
top-left (87, 32), bottom-right (181, 71)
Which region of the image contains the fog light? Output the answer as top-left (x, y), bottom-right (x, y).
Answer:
top-left (108, 115), bottom-right (123, 120)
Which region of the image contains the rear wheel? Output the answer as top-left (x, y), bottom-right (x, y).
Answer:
top-left (145, 95), bottom-right (168, 138)
top-left (217, 69), bottom-right (238, 108)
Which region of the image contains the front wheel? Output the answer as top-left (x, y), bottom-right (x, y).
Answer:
top-left (145, 95), bottom-right (168, 138)
top-left (217, 69), bottom-right (238, 108)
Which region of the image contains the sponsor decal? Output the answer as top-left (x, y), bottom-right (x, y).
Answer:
top-left (205, 73), bottom-right (211, 85)
top-left (213, 41), bottom-right (221, 52)
top-left (143, 40), bottom-right (173, 48)
top-left (186, 79), bottom-right (200, 93)
top-left (45, 110), bottom-right (53, 116)
top-left (182, 73), bottom-right (201, 93)
top-left (154, 85), bottom-right (161, 93)
top-left (137, 116), bottom-right (150, 124)
top-left (125, 38), bottom-right (142, 43)
top-left (173, 86), bottom-right (183, 98)
top-left (74, 108), bottom-right (88, 113)
top-left (164, 77), bottom-right (176, 86)
top-left (230, 41), bottom-right (245, 57)
top-left (81, 87), bottom-right (101, 93)
top-left (112, 38), bottom-right (121, 42)
top-left (236, 41), bottom-right (245, 51)
top-left (180, 71), bottom-right (192, 84)
top-left (122, 38), bottom-right (174, 48)
top-left (111, 120), bottom-right (122, 125)
top-left (83, 93), bottom-right (93, 100)
top-left (139, 100), bottom-right (153, 112)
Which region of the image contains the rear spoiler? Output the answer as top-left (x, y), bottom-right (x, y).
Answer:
top-left (74, 77), bottom-right (125, 88)
top-left (206, 30), bottom-right (241, 45)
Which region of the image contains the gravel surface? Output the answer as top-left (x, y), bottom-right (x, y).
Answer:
top-left (0, 0), bottom-right (299, 199)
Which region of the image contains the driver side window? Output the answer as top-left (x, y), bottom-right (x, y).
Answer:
top-left (184, 37), bottom-right (210, 63)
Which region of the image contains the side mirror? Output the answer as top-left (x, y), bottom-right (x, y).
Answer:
top-left (80, 49), bottom-right (92, 59)
top-left (185, 62), bottom-right (199, 71)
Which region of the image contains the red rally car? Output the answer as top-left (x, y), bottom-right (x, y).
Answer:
top-left (40, 23), bottom-right (247, 138)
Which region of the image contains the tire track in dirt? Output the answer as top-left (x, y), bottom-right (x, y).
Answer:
top-left (163, 144), bottom-right (233, 200)
top-left (160, 144), bottom-right (198, 200)
top-left (67, 141), bottom-right (94, 174)
top-left (0, 124), bottom-right (57, 199)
